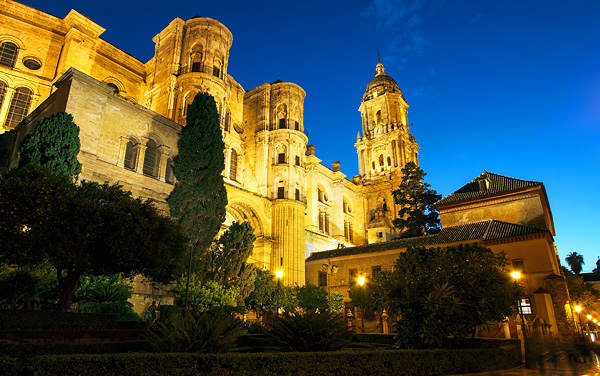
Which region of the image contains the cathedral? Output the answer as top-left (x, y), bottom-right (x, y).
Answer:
top-left (0, 0), bottom-right (419, 287)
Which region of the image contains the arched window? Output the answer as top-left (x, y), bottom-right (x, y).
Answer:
top-left (278, 118), bottom-right (286, 129)
top-left (224, 111), bottom-right (231, 132)
top-left (124, 140), bottom-right (138, 170)
top-left (4, 87), bottom-right (32, 128)
top-left (191, 52), bottom-right (202, 72)
top-left (375, 109), bottom-right (382, 124)
top-left (165, 158), bottom-right (175, 184)
top-left (106, 83), bottom-right (119, 94)
top-left (229, 149), bottom-right (238, 181)
top-left (0, 42), bottom-right (19, 68)
top-left (143, 139), bottom-right (159, 177)
top-left (0, 81), bottom-right (6, 110)
top-left (213, 62), bottom-right (221, 78)
top-left (378, 154), bottom-right (384, 167)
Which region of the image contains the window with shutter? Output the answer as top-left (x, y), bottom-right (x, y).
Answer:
top-left (278, 153), bottom-right (286, 164)
top-left (124, 141), bottom-right (138, 170)
top-left (229, 149), bottom-right (238, 181)
top-left (318, 271), bottom-right (327, 287)
top-left (295, 188), bottom-right (300, 201)
top-left (277, 186), bottom-right (285, 199)
top-left (279, 118), bottom-right (286, 129)
top-left (0, 42), bottom-right (18, 68)
top-left (4, 87), bottom-right (32, 128)
top-left (143, 139), bottom-right (159, 177)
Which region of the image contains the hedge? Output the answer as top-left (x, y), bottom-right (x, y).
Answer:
top-left (13, 346), bottom-right (520, 376)
top-left (0, 341), bottom-right (151, 357)
top-left (0, 356), bottom-right (17, 376)
top-left (0, 311), bottom-right (118, 330)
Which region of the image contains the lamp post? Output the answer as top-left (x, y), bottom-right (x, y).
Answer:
top-left (511, 270), bottom-right (528, 364)
top-left (574, 305), bottom-right (583, 335)
top-left (275, 269), bottom-right (284, 315)
top-left (356, 275), bottom-right (367, 332)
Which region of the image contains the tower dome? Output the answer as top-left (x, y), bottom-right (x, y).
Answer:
top-left (363, 60), bottom-right (402, 101)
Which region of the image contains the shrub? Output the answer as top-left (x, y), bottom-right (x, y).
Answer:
top-left (0, 310), bottom-right (118, 330)
top-left (0, 356), bottom-right (17, 376)
top-left (0, 341), bottom-right (151, 357)
top-left (22, 346), bottom-right (521, 376)
top-left (265, 310), bottom-right (353, 352)
top-left (73, 275), bottom-right (139, 321)
top-left (175, 277), bottom-right (239, 312)
top-left (294, 284), bottom-right (328, 312)
top-left (145, 310), bottom-right (243, 353)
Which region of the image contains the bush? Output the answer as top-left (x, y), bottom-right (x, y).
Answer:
top-left (0, 356), bottom-right (17, 376)
top-left (175, 277), bottom-right (239, 312)
top-left (0, 311), bottom-right (118, 330)
top-left (265, 310), bottom-right (353, 352)
top-left (73, 275), bottom-right (140, 321)
top-left (20, 345), bottom-right (521, 376)
top-left (145, 310), bottom-right (243, 353)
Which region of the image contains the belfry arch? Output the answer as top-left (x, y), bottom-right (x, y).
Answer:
top-left (224, 201), bottom-right (272, 270)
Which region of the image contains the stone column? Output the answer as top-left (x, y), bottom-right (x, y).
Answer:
top-left (117, 136), bottom-right (129, 168)
top-left (0, 87), bottom-right (15, 133)
top-left (136, 140), bottom-right (148, 174)
top-left (157, 145), bottom-right (170, 182)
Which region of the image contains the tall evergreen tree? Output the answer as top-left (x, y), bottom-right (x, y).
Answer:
top-left (167, 93), bottom-right (228, 304)
top-left (392, 162), bottom-right (442, 238)
top-left (19, 112), bottom-right (82, 179)
top-left (565, 252), bottom-right (585, 274)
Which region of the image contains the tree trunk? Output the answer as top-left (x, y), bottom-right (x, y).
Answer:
top-left (58, 269), bottom-right (83, 311)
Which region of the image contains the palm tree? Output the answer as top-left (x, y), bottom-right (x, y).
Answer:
top-left (565, 252), bottom-right (585, 274)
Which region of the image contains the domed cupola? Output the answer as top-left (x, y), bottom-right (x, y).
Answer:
top-left (363, 59), bottom-right (402, 101)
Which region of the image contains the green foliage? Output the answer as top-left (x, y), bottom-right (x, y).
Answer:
top-left (0, 165), bottom-right (185, 311)
top-left (146, 310), bottom-right (243, 353)
top-left (175, 276), bottom-right (239, 312)
top-left (0, 260), bottom-right (57, 310)
top-left (328, 292), bottom-right (345, 314)
top-left (245, 269), bottom-right (296, 315)
top-left (12, 344), bottom-right (521, 376)
top-left (348, 271), bottom-right (392, 314)
top-left (19, 112), bottom-right (82, 179)
top-left (385, 244), bottom-right (520, 348)
top-left (294, 284), bottom-right (329, 312)
top-left (201, 221), bottom-right (257, 304)
top-left (168, 92), bottom-right (227, 266)
top-left (265, 310), bottom-right (353, 351)
top-left (0, 356), bottom-right (17, 376)
top-left (563, 269), bottom-right (600, 312)
top-left (565, 252), bottom-right (585, 274)
top-left (392, 162), bottom-right (442, 237)
top-left (0, 311), bottom-right (118, 330)
top-left (73, 275), bottom-right (139, 321)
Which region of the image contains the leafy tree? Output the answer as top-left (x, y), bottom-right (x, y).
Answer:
top-left (0, 260), bottom-right (56, 310)
top-left (0, 165), bottom-right (185, 311)
top-left (328, 292), bottom-right (345, 314)
top-left (175, 276), bottom-right (239, 312)
top-left (295, 284), bottom-right (329, 313)
top-left (563, 268), bottom-right (600, 313)
top-left (202, 221), bottom-right (256, 304)
top-left (245, 269), bottom-right (296, 316)
top-left (73, 274), bottom-right (139, 321)
top-left (566, 252), bottom-right (585, 274)
top-left (19, 112), bottom-right (82, 179)
top-left (384, 244), bottom-right (520, 348)
top-left (167, 93), bottom-right (227, 286)
top-left (392, 162), bottom-right (442, 237)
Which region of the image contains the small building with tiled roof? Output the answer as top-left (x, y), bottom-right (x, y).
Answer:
top-left (435, 171), bottom-right (555, 236)
top-left (306, 171), bottom-right (567, 336)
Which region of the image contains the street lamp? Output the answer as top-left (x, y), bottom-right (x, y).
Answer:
top-left (357, 275), bottom-right (366, 287)
top-left (275, 269), bottom-right (284, 279)
top-left (574, 305), bottom-right (583, 335)
top-left (511, 271), bottom-right (528, 341)
top-left (587, 315), bottom-right (593, 320)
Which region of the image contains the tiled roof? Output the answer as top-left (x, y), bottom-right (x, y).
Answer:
top-left (435, 172), bottom-right (542, 207)
top-left (306, 220), bottom-right (548, 261)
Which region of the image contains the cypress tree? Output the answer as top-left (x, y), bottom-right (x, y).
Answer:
top-left (19, 112), bottom-right (82, 179)
top-left (167, 93), bottom-right (228, 276)
top-left (392, 162), bottom-right (441, 237)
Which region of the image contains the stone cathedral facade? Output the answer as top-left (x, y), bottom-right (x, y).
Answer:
top-left (0, 1), bottom-right (420, 288)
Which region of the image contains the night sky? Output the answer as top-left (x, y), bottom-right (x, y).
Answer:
top-left (22, 0), bottom-right (600, 270)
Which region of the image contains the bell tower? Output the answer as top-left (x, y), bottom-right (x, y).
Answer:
top-left (355, 58), bottom-right (420, 243)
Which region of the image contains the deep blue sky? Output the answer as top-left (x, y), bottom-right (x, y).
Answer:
top-left (26, 0), bottom-right (600, 270)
